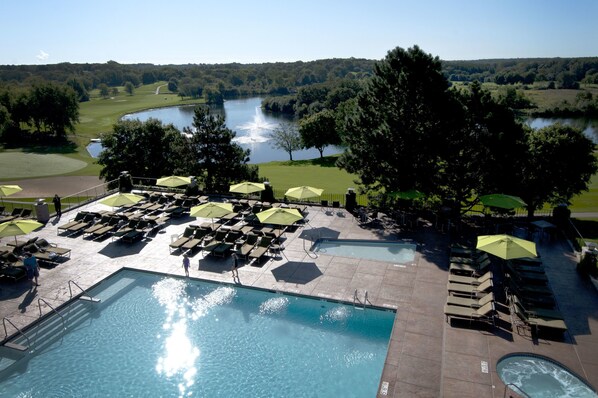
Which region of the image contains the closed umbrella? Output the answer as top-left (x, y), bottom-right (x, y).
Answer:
top-left (100, 193), bottom-right (145, 208)
top-left (229, 182), bottom-right (265, 195)
top-left (190, 202), bottom-right (234, 228)
top-left (256, 208), bottom-right (303, 226)
top-left (476, 234), bottom-right (537, 260)
top-left (0, 219), bottom-right (43, 245)
top-left (156, 176), bottom-right (191, 188)
top-left (478, 194), bottom-right (526, 210)
top-left (284, 186), bottom-right (323, 201)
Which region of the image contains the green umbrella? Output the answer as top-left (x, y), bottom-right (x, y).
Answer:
top-left (100, 193), bottom-right (145, 208)
top-left (0, 184), bottom-right (23, 206)
top-left (190, 202), bottom-right (233, 219)
top-left (256, 208), bottom-right (303, 226)
top-left (390, 189), bottom-right (424, 200)
top-left (284, 186), bottom-right (324, 201)
top-left (156, 176), bottom-right (191, 188)
top-left (229, 182), bottom-right (265, 195)
top-left (476, 234), bottom-right (537, 260)
top-left (0, 219), bottom-right (44, 245)
top-left (478, 194), bottom-right (526, 210)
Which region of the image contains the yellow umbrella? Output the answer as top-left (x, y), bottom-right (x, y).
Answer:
top-left (190, 202), bottom-right (234, 227)
top-left (476, 234), bottom-right (537, 260)
top-left (0, 184), bottom-right (23, 206)
top-left (100, 193), bottom-right (145, 208)
top-left (0, 219), bottom-right (44, 245)
top-left (256, 208), bottom-right (303, 226)
top-left (156, 176), bottom-right (191, 188)
top-left (229, 182), bottom-right (265, 195)
top-left (284, 186), bottom-right (324, 201)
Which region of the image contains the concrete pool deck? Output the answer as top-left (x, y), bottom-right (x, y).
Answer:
top-left (0, 201), bottom-right (597, 397)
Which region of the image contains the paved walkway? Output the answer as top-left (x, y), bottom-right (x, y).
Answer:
top-left (0, 201), bottom-right (597, 397)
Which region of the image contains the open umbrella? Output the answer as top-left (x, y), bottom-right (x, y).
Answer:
top-left (284, 186), bottom-right (324, 201)
top-left (156, 176), bottom-right (191, 188)
top-left (256, 208), bottom-right (303, 226)
top-left (0, 219), bottom-right (43, 245)
top-left (478, 194), bottom-right (526, 210)
top-left (389, 189), bottom-right (425, 200)
top-left (229, 182), bottom-right (265, 195)
top-left (190, 202), bottom-right (233, 220)
top-left (476, 234), bottom-right (537, 260)
top-left (99, 193), bottom-right (145, 208)
top-left (0, 184), bottom-right (23, 206)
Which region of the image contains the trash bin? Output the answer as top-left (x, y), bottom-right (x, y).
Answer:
top-left (345, 188), bottom-right (357, 214)
top-left (35, 199), bottom-right (50, 223)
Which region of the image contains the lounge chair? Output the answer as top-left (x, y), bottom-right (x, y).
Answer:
top-left (22, 243), bottom-right (66, 265)
top-left (448, 271), bottom-right (493, 286)
top-left (182, 228), bottom-right (211, 253)
top-left (449, 252), bottom-right (489, 264)
top-left (57, 211), bottom-right (89, 233)
top-left (513, 300), bottom-right (567, 335)
top-left (112, 218), bottom-right (142, 239)
top-left (169, 226), bottom-right (197, 253)
top-left (201, 230), bottom-right (230, 254)
top-left (447, 278), bottom-right (493, 297)
top-left (0, 262), bottom-right (27, 282)
top-left (66, 213), bottom-right (98, 234)
top-left (19, 209), bottom-right (32, 218)
top-left (239, 233), bottom-right (260, 258)
top-left (211, 231), bottom-right (242, 257)
top-left (507, 277), bottom-right (552, 296)
top-left (90, 216), bottom-right (122, 239)
top-left (510, 294), bottom-right (563, 320)
top-left (248, 236), bottom-right (273, 261)
top-left (449, 257), bottom-right (491, 276)
top-left (444, 301), bottom-right (496, 325)
top-left (83, 215), bottom-right (113, 236)
top-left (505, 262), bottom-right (548, 285)
top-left (446, 292), bottom-right (494, 309)
top-left (508, 261), bottom-right (546, 274)
top-left (119, 220), bottom-right (152, 243)
top-left (449, 245), bottom-right (479, 257)
top-left (34, 238), bottom-right (71, 258)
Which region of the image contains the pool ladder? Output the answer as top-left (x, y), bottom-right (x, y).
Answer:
top-left (503, 383), bottom-right (531, 398)
top-left (353, 289), bottom-right (369, 308)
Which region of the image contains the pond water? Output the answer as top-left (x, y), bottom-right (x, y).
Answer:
top-left (118, 97), bottom-right (342, 164)
top-left (525, 117), bottom-right (598, 144)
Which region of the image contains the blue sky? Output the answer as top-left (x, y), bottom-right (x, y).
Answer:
top-left (1, 0), bottom-right (596, 65)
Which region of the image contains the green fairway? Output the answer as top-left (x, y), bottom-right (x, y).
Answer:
top-left (0, 152), bottom-right (87, 179)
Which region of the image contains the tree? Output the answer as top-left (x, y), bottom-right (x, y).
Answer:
top-left (182, 106), bottom-right (252, 192)
top-left (98, 118), bottom-right (186, 183)
top-left (124, 81), bottom-right (135, 95)
top-left (338, 45), bottom-right (457, 194)
top-left (98, 83), bottom-right (110, 99)
top-left (517, 123), bottom-right (597, 217)
top-left (269, 122), bottom-right (302, 161)
top-left (299, 109), bottom-right (340, 157)
top-left (111, 87), bottom-right (118, 97)
top-left (27, 82), bottom-right (79, 138)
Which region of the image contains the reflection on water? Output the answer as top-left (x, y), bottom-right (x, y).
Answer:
top-left (526, 117), bottom-right (598, 144)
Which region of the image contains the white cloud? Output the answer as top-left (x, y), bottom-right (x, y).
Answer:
top-left (36, 50), bottom-right (49, 61)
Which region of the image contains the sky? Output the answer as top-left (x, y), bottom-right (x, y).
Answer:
top-left (1, 0), bottom-right (596, 65)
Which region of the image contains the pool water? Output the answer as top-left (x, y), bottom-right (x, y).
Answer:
top-left (312, 239), bottom-right (417, 264)
top-left (497, 354), bottom-right (598, 398)
top-left (0, 270), bottom-right (395, 397)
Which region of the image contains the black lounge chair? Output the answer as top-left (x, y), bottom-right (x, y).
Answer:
top-left (512, 299), bottom-right (567, 335)
top-left (169, 226), bottom-right (197, 253)
top-left (57, 212), bottom-right (89, 233)
top-left (119, 220), bottom-right (152, 243)
top-left (444, 301), bottom-right (496, 326)
top-left (34, 238), bottom-right (71, 258)
top-left (211, 231), bottom-right (242, 257)
top-left (0, 262), bottom-right (27, 282)
top-left (201, 230), bottom-right (229, 254)
top-left (83, 215), bottom-right (113, 236)
top-left (90, 216), bottom-right (122, 239)
top-left (238, 233), bottom-right (260, 259)
top-left (112, 218), bottom-right (142, 239)
top-left (65, 213), bottom-right (98, 234)
top-left (248, 236), bottom-right (273, 261)
top-left (182, 228), bottom-right (211, 253)
top-left (446, 292), bottom-right (494, 309)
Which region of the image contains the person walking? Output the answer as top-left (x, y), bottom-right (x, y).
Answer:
top-left (23, 252), bottom-right (40, 287)
top-left (182, 254), bottom-right (190, 277)
top-left (231, 252), bottom-right (239, 280)
top-left (52, 194), bottom-right (62, 217)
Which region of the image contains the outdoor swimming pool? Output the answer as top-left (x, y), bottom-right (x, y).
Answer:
top-left (312, 239), bottom-right (417, 264)
top-left (0, 269), bottom-right (395, 397)
top-left (497, 353), bottom-right (598, 398)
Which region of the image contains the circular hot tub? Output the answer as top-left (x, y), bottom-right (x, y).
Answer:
top-left (497, 353), bottom-right (597, 397)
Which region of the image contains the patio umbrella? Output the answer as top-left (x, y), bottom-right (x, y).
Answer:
top-left (229, 182), bottom-right (265, 195)
top-left (156, 176), bottom-right (191, 188)
top-left (0, 184), bottom-right (23, 206)
top-left (190, 202), bottom-right (233, 220)
top-left (478, 194), bottom-right (526, 210)
top-left (476, 234), bottom-right (537, 260)
top-left (256, 208), bottom-right (303, 226)
top-left (100, 193), bottom-right (145, 208)
top-left (0, 219), bottom-right (43, 245)
top-left (389, 189), bottom-right (424, 200)
top-left (284, 186), bottom-right (324, 201)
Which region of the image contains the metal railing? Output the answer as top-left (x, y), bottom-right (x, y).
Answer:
top-left (2, 317), bottom-right (31, 349)
top-left (37, 298), bottom-right (65, 331)
top-left (504, 383), bottom-right (531, 398)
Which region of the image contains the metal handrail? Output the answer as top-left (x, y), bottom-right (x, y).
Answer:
top-left (2, 317), bottom-right (32, 348)
top-left (37, 298), bottom-right (65, 331)
top-left (504, 383), bottom-right (531, 398)
top-left (68, 280), bottom-right (94, 300)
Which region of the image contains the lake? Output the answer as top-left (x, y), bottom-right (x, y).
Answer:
top-left (118, 97), bottom-right (342, 164)
top-left (525, 117), bottom-right (598, 144)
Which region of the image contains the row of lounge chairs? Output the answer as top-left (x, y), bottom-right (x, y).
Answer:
top-left (0, 208), bottom-right (33, 223)
top-left (503, 257), bottom-right (567, 337)
top-left (0, 237), bottom-right (72, 281)
top-left (444, 245), bottom-right (496, 326)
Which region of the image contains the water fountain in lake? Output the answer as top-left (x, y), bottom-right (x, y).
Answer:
top-left (234, 107), bottom-right (278, 144)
